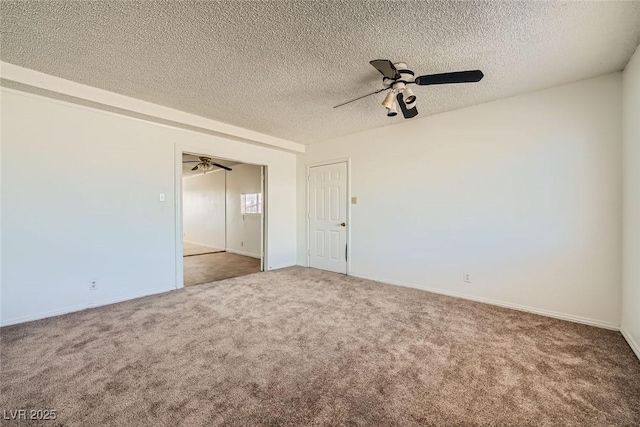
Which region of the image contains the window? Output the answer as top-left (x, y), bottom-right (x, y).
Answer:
top-left (241, 193), bottom-right (262, 214)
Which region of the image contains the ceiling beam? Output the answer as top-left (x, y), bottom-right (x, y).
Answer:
top-left (0, 61), bottom-right (305, 153)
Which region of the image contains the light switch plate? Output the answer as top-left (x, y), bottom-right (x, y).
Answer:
top-left (351, 196), bottom-right (358, 204)
top-left (159, 193), bottom-right (166, 202)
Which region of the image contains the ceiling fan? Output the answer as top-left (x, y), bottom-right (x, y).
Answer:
top-left (182, 156), bottom-right (232, 173)
top-left (334, 59), bottom-right (484, 119)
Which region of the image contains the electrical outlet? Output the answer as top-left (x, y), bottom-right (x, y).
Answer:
top-left (241, 241), bottom-right (244, 247)
top-left (90, 280), bottom-right (98, 290)
top-left (463, 273), bottom-right (471, 283)
top-left (351, 196), bottom-right (358, 204)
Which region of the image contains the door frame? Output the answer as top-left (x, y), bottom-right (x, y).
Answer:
top-left (260, 165), bottom-right (268, 272)
top-left (306, 158), bottom-right (351, 275)
top-left (175, 147), bottom-right (268, 289)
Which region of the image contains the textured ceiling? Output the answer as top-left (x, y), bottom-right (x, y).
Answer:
top-left (2, 1), bottom-right (640, 145)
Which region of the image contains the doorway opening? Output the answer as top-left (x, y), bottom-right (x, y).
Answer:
top-left (181, 152), bottom-right (265, 286)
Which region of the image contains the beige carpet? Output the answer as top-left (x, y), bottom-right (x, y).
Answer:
top-left (184, 252), bottom-right (261, 286)
top-left (183, 241), bottom-right (224, 257)
top-left (1, 267), bottom-right (639, 426)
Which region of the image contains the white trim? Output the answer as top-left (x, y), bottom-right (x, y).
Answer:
top-left (305, 158), bottom-right (352, 274)
top-left (182, 241), bottom-right (224, 251)
top-left (621, 327), bottom-right (640, 360)
top-left (0, 286), bottom-right (175, 327)
top-left (260, 166), bottom-right (268, 271)
top-left (306, 158), bottom-right (352, 168)
top-left (175, 148), bottom-right (268, 287)
top-left (0, 61), bottom-right (305, 153)
top-left (348, 272), bottom-right (620, 331)
top-left (225, 248), bottom-right (262, 259)
top-left (175, 146), bottom-right (185, 290)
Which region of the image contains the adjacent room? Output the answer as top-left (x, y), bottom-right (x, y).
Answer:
top-left (181, 153), bottom-right (263, 286)
top-left (1, 1), bottom-right (639, 426)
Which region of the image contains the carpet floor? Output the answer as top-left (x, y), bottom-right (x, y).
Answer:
top-left (183, 242), bottom-right (224, 257)
top-left (1, 267), bottom-right (639, 426)
top-left (183, 252), bottom-right (261, 286)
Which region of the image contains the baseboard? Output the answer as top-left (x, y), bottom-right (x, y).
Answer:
top-left (620, 327), bottom-right (640, 360)
top-left (225, 248), bottom-right (261, 259)
top-left (183, 240), bottom-right (223, 251)
top-left (347, 272), bottom-right (619, 331)
top-left (0, 286), bottom-right (175, 327)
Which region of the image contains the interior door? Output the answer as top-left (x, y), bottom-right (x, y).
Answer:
top-left (308, 162), bottom-right (348, 274)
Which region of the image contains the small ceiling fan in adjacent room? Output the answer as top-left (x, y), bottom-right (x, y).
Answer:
top-left (334, 59), bottom-right (484, 119)
top-left (182, 156), bottom-right (233, 173)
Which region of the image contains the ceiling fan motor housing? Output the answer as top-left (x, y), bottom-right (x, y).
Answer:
top-left (382, 63), bottom-right (415, 90)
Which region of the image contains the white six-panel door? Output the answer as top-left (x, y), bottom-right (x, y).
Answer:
top-left (308, 162), bottom-right (347, 274)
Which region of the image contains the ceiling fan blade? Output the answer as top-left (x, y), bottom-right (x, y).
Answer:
top-left (183, 161), bottom-right (199, 163)
top-left (333, 87), bottom-right (390, 109)
top-left (191, 165), bottom-right (199, 171)
top-left (414, 70), bottom-right (484, 86)
top-left (212, 162), bottom-right (232, 171)
top-left (369, 59), bottom-right (401, 80)
top-left (396, 93), bottom-right (418, 119)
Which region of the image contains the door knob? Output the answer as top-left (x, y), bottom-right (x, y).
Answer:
top-left (339, 222), bottom-right (346, 227)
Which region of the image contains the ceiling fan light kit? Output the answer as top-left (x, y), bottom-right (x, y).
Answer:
top-left (381, 91), bottom-right (396, 109)
top-left (386, 103), bottom-right (398, 117)
top-left (403, 87), bottom-right (416, 105)
top-left (335, 59), bottom-right (484, 120)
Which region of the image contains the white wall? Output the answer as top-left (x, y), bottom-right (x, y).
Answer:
top-left (622, 46), bottom-right (640, 358)
top-left (297, 73), bottom-right (623, 329)
top-left (182, 172), bottom-right (226, 249)
top-left (1, 88), bottom-right (297, 326)
top-left (226, 164), bottom-right (262, 258)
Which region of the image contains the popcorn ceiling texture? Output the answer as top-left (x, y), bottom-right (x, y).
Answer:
top-left (1, 1), bottom-right (639, 144)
